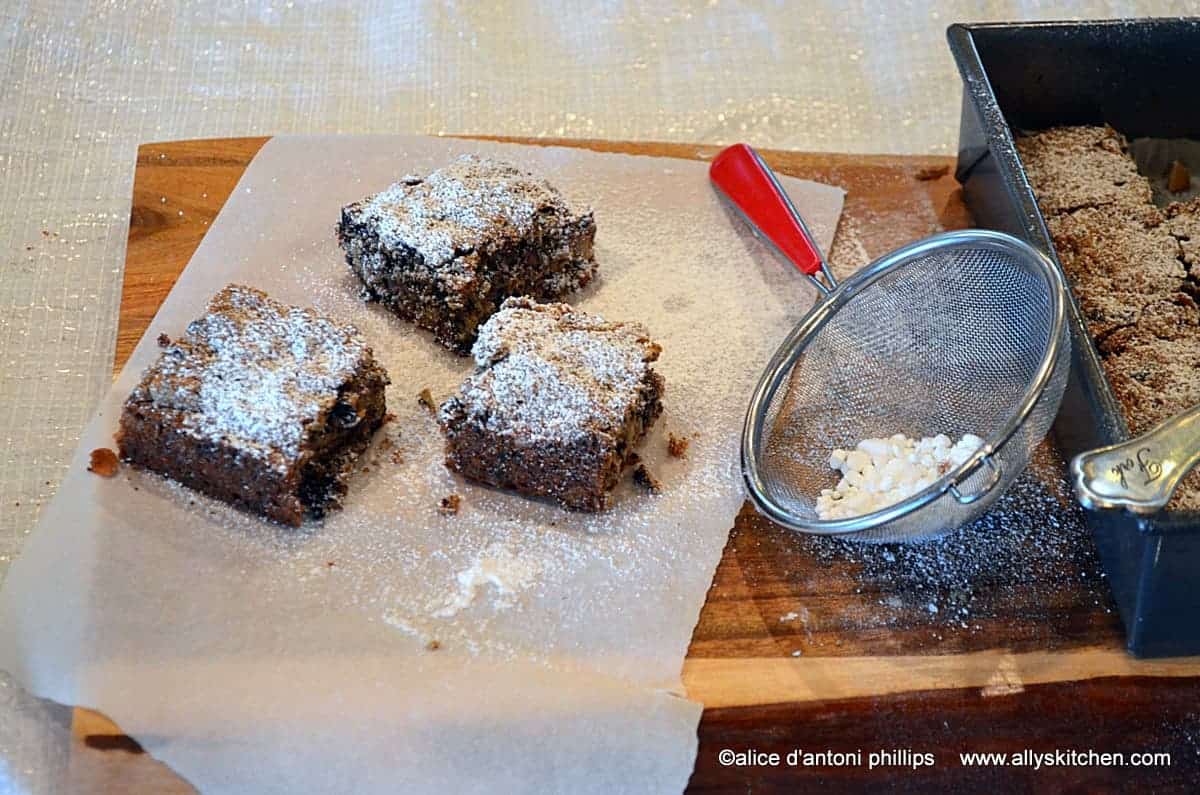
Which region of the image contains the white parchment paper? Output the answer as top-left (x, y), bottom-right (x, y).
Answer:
top-left (0, 136), bottom-right (842, 793)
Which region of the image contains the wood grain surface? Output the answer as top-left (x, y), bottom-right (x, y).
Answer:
top-left (77, 136), bottom-right (1200, 792)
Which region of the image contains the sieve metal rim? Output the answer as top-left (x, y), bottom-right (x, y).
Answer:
top-left (741, 229), bottom-right (1068, 537)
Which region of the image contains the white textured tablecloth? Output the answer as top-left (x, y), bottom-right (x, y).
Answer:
top-left (0, 1), bottom-right (1193, 792)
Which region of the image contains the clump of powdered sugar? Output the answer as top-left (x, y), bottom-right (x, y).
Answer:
top-left (432, 544), bottom-right (543, 618)
top-left (343, 154), bottom-right (592, 267)
top-left (128, 284), bottom-right (372, 465)
top-left (817, 432), bottom-right (984, 520)
top-left (441, 296), bottom-right (661, 443)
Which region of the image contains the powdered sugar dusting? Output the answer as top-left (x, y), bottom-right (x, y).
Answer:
top-left (445, 297), bottom-right (660, 443)
top-left (127, 284), bottom-right (373, 465)
top-left (345, 154), bottom-right (591, 267)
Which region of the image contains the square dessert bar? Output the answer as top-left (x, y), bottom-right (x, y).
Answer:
top-left (439, 297), bottom-right (664, 511)
top-left (1014, 125), bottom-right (1155, 216)
top-left (337, 155), bottom-right (597, 353)
top-left (117, 285), bottom-right (390, 526)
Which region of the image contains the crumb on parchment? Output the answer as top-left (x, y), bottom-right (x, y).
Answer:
top-left (88, 448), bottom-right (119, 477)
top-left (633, 464), bottom-right (662, 494)
top-left (438, 494), bottom-right (461, 516)
top-left (157, 333), bottom-right (171, 347)
top-left (418, 388), bottom-right (437, 413)
top-left (667, 432), bottom-right (689, 458)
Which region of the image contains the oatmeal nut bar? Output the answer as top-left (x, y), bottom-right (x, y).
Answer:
top-left (1015, 125), bottom-right (1155, 216)
top-left (438, 297), bottom-right (664, 511)
top-left (117, 284), bottom-right (390, 526)
top-left (1104, 335), bottom-right (1200, 509)
top-left (1044, 206), bottom-right (1185, 339)
top-left (1167, 196), bottom-right (1200, 268)
top-left (337, 155), bottom-right (597, 353)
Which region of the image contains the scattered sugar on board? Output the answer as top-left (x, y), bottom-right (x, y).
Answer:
top-left (827, 214), bottom-right (871, 278)
top-left (797, 446), bottom-right (1113, 635)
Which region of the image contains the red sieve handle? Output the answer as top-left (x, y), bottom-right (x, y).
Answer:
top-left (709, 143), bottom-right (827, 278)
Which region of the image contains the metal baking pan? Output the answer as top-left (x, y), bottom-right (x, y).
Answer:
top-left (948, 18), bottom-right (1200, 658)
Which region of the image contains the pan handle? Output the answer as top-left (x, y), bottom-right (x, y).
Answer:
top-left (1071, 405), bottom-right (1200, 514)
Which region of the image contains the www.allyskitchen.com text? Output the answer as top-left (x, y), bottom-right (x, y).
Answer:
top-left (959, 749), bottom-right (1172, 769)
top-left (717, 747), bottom-right (1171, 771)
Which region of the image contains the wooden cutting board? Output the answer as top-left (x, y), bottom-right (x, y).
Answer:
top-left (69, 137), bottom-right (1200, 792)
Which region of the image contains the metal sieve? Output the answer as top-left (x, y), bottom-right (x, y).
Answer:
top-left (711, 144), bottom-right (1071, 542)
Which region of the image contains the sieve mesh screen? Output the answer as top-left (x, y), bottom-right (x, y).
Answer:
top-left (749, 233), bottom-right (1069, 542)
